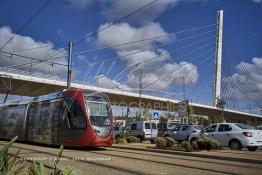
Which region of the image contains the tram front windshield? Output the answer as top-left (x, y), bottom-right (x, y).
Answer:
top-left (85, 95), bottom-right (111, 128)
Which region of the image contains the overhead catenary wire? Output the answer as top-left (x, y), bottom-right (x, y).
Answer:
top-left (5, 41), bottom-right (67, 53)
top-left (0, 50), bottom-right (67, 67)
top-left (6, 0), bottom-right (159, 73)
top-left (0, 0), bottom-right (52, 50)
top-left (7, 23), bottom-right (216, 74)
top-left (73, 0), bottom-right (159, 46)
top-left (51, 34), bottom-right (216, 81)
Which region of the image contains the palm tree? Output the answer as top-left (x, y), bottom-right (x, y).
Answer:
top-left (216, 97), bottom-right (226, 122)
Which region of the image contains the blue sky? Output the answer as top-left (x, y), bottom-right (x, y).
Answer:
top-left (0, 0), bottom-right (261, 115)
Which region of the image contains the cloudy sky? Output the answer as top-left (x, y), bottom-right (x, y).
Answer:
top-left (0, 0), bottom-right (261, 113)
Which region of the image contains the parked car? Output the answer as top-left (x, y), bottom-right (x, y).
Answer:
top-left (158, 122), bottom-right (178, 136)
top-left (203, 123), bottom-right (262, 151)
top-left (164, 124), bottom-right (204, 142)
top-left (126, 121), bottom-right (158, 143)
top-left (114, 126), bottom-right (125, 140)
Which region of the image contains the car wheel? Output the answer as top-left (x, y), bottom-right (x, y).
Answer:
top-left (247, 146), bottom-right (257, 151)
top-left (229, 140), bottom-right (242, 150)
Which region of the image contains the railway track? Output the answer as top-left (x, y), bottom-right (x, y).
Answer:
top-left (1, 142), bottom-right (261, 175)
top-left (0, 142), bottom-right (150, 175)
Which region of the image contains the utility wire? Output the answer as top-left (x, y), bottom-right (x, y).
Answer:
top-left (6, 42), bottom-right (67, 53)
top-left (7, 0), bottom-right (159, 72)
top-left (0, 50), bottom-right (67, 66)
top-left (0, 0), bottom-right (52, 50)
top-left (10, 24), bottom-right (216, 73)
top-left (74, 0), bottom-right (159, 46)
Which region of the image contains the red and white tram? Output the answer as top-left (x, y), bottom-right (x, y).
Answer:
top-left (0, 89), bottom-right (113, 147)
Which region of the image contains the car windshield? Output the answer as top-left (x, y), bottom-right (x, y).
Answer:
top-left (194, 125), bottom-right (204, 130)
top-left (145, 123), bottom-right (151, 129)
top-left (85, 97), bottom-right (111, 128)
top-left (235, 123), bottom-right (252, 130)
top-left (152, 123), bottom-right (157, 129)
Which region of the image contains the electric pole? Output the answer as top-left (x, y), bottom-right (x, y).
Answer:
top-left (139, 67), bottom-right (143, 119)
top-left (67, 41), bottom-right (73, 89)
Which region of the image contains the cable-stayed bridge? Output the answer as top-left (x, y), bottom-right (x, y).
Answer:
top-left (0, 66), bottom-right (261, 121)
top-left (0, 10), bottom-right (262, 123)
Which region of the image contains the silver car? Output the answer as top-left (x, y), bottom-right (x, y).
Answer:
top-left (204, 123), bottom-right (262, 151)
top-left (164, 124), bottom-right (203, 142)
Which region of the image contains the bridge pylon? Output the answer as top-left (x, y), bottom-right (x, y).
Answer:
top-left (213, 10), bottom-right (224, 106)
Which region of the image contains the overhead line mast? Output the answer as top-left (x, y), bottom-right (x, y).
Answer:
top-left (213, 10), bottom-right (224, 106)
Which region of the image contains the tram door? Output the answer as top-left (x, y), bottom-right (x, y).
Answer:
top-left (59, 98), bottom-right (87, 143)
top-left (26, 99), bottom-right (62, 144)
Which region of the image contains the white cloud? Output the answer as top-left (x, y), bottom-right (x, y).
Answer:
top-left (97, 22), bottom-right (170, 51)
top-left (94, 21), bottom-right (199, 90)
top-left (0, 26), bottom-right (67, 76)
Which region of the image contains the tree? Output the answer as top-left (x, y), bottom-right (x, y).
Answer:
top-left (143, 107), bottom-right (152, 121)
top-left (166, 112), bottom-right (175, 121)
top-left (216, 97), bottom-right (226, 122)
top-left (159, 116), bottom-right (167, 123)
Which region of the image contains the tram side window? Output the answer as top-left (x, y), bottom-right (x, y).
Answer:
top-left (65, 100), bottom-right (86, 129)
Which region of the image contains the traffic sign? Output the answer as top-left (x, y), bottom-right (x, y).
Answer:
top-left (153, 112), bottom-right (159, 120)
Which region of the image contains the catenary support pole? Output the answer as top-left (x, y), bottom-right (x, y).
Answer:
top-left (67, 41), bottom-right (73, 89)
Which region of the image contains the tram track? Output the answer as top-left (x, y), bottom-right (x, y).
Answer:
top-left (0, 142), bottom-right (150, 175)
top-left (111, 145), bottom-right (262, 164)
top-left (1, 142), bottom-right (261, 175)
top-left (102, 147), bottom-right (262, 170)
top-left (86, 149), bottom-right (255, 175)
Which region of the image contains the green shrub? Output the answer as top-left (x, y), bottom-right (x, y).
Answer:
top-left (209, 139), bottom-right (221, 150)
top-left (195, 139), bottom-right (205, 150)
top-left (120, 131), bottom-right (127, 139)
top-left (191, 141), bottom-right (198, 150)
top-left (181, 141), bottom-right (193, 152)
top-left (126, 136), bottom-right (140, 143)
top-left (195, 139), bottom-right (221, 151)
top-left (164, 137), bottom-right (175, 148)
top-left (0, 136), bottom-right (27, 175)
top-left (156, 137), bottom-right (167, 149)
top-left (0, 137), bottom-right (84, 175)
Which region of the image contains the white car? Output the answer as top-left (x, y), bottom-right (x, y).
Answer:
top-left (203, 123), bottom-right (262, 151)
top-left (126, 121), bottom-right (158, 143)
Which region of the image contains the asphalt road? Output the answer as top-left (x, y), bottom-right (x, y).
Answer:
top-left (1, 141), bottom-right (261, 175)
